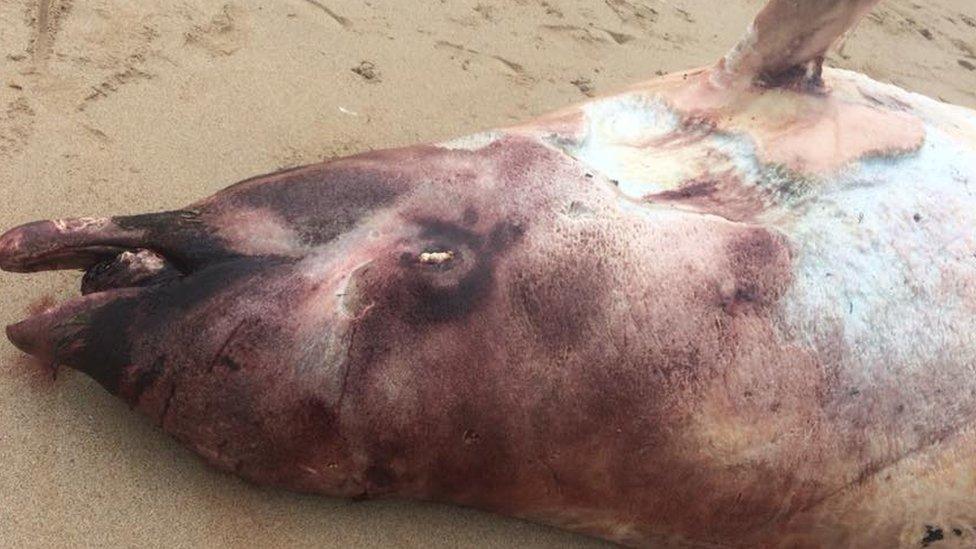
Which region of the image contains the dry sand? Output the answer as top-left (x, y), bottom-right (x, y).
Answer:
top-left (0, 0), bottom-right (974, 547)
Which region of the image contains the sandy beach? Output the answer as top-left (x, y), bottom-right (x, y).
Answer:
top-left (1, 0), bottom-right (974, 546)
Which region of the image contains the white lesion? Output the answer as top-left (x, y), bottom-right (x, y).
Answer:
top-left (52, 216), bottom-right (112, 233)
top-left (540, 91), bottom-right (794, 216)
top-left (776, 122), bottom-right (976, 456)
top-left (544, 94), bottom-right (683, 198)
top-left (516, 67), bottom-right (932, 214)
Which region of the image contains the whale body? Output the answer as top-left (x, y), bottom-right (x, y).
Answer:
top-left (2, 0), bottom-right (975, 546)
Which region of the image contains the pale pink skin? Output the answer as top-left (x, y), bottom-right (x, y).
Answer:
top-left (3, 1), bottom-right (976, 547)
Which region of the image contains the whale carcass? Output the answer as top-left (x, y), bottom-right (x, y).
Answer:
top-left (2, 0), bottom-right (975, 546)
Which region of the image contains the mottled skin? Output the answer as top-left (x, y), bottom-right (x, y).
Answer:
top-left (3, 1), bottom-right (976, 547)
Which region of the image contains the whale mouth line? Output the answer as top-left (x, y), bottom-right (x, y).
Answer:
top-left (6, 244), bottom-right (131, 272)
top-left (7, 240), bottom-right (185, 295)
top-left (3, 240), bottom-right (184, 362)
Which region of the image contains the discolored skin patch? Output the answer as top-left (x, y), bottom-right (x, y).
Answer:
top-left (647, 172), bottom-right (768, 223)
top-left (3, 1), bottom-right (976, 545)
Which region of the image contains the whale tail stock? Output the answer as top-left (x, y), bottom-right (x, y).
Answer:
top-left (714, 0), bottom-right (882, 90)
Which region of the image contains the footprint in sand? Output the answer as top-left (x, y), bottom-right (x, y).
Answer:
top-left (570, 77), bottom-right (595, 97)
top-left (0, 96), bottom-right (35, 158)
top-left (540, 23), bottom-right (635, 46)
top-left (352, 61), bottom-right (381, 83)
top-left (603, 0), bottom-right (658, 28)
top-left (27, 0), bottom-right (72, 70)
top-left (434, 41), bottom-right (532, 84)
top-left (77, 22), bottom-right (160, 112)
top-left (184, 3), bottom-right (250, 58)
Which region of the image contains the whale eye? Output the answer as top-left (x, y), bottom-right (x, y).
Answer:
top-left (375, 219), bottom-right (524, 325)
top-left (399, 242), bottom-right (465, 272)
top-left (416, 247), bottom-right (460, 274)
top-left (399, 243), bottom-right (471, 280)
top-left (418, 249), bottom-right (454, 266)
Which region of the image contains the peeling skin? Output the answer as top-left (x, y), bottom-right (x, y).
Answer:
top-left (656, 68), bottom-right (927, 173)
top-left (516, 67), bottom-right (927, 179)
top-left (3, 1), bottom-right (976, 547)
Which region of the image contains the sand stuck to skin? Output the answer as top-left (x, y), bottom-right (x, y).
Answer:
top-left (1, 0), bottom-right (974, 546)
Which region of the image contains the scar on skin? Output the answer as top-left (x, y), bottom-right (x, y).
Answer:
top-left (419, 250), bottom-right (455, 264)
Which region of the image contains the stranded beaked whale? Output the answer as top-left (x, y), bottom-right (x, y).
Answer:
top-left (2, 0), bottom-right (975, 546)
